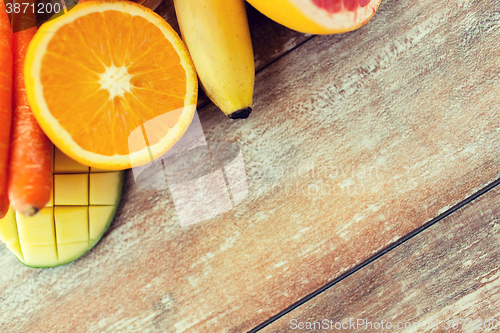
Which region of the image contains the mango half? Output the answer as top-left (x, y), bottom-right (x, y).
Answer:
top-left (0, 147), bottom-right (124, 268)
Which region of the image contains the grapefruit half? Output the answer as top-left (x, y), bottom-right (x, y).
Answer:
top-left (246, 0), bottom-right (381, 34)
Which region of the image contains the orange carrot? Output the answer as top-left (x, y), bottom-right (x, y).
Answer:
top-left (4, 0), bottom-right (11, 23)
top-left (0, 0), bottom-right (13, 218)
top-left (8, 3), bottom-right (53, 216)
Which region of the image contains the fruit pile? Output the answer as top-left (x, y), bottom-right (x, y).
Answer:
top-left (0, 0), bottom-right (381, 267)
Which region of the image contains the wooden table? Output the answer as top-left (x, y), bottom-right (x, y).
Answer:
top-left (2, 0), bottom-right (500, 332)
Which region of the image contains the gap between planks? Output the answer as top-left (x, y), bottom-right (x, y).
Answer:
top-left (250, 177), bottom-right (500, 332)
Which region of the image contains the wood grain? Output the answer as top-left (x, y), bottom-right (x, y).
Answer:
top-left (261, 185), bottom-right (500, 333)
top-left (1, 0), bottom-right (500, 332)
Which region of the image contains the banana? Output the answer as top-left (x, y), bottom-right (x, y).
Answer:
top-left (173, 0), bottom-right (255, 119)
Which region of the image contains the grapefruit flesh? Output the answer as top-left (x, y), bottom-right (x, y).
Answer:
top-left (312, 0), bottom-right (372, 13)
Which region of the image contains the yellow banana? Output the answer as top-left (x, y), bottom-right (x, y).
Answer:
top-left (173, 0), bottom-right (255, 119)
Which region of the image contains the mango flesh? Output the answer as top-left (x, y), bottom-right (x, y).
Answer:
top-left (0, 147), bottom-right (124, 268)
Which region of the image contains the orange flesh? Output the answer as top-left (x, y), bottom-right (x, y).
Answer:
top-left (40, 11), bottom-right (186, 156)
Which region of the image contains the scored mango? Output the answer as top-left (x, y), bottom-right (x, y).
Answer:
top-left (0, 147), bottom-right (124, 268)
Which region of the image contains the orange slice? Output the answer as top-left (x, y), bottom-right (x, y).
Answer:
top-left (246, 0), bottom-right (381, 34)
top-left (24, 1), bottom-right (198, 170)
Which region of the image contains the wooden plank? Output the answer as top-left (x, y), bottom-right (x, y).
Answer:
top-left (154, 1), bottom-right (313, 110)
top-left (2, 0), bottom-right (500, 332)
top-left (261, 185), bottom-right (500, 333)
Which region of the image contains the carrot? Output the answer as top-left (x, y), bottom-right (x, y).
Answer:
top-left (8, 2), bottom-right (53, 217)
top-left (4, 0), bottom-right (11, 23)
top-left (0, 0), bottom-right (13, 218)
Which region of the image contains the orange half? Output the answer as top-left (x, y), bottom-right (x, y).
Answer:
top-left (25, 1), bottom-right (198, 170)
